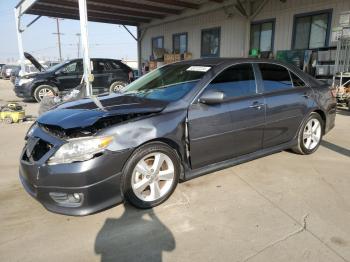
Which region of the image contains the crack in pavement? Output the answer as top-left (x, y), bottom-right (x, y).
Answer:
top-left (236, 173), bottom-right (349, 262)
top-left (243, 214), bottom-right (309, 262)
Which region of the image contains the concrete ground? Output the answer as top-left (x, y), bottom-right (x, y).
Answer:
top-left (0, 79), bottom-right (349, 262)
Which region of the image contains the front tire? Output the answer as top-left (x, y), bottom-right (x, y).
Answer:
top-left (33, 85), bottom-right (56, 102)
top-left (122, 142), bottom-right (180, 209)
top-left (292, 112), bottom-right (323, 155)
top-left (109, 81), bottom-right (127, 93)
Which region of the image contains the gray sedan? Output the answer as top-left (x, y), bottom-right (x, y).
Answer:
top-left (19, 58), bottom-right (336, 215)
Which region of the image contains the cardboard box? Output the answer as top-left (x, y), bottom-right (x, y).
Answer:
top-left (174, 54), bottom-right (181, 62)
top-left (164, 54), bottom-right (174, 64)
top-left (149, 61), bottom-right (157, 71)
top-left (184, 52), bottom-right (193, 60)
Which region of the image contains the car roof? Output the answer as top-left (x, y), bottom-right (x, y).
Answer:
top-left (175, 57), bottom-right (296, 67)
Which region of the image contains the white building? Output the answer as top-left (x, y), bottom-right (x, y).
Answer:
top-left (139, 0), bottom-right (350, 64)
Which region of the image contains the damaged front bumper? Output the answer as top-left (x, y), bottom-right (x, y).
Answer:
top-left (19, 126), bottom-right (133, 216)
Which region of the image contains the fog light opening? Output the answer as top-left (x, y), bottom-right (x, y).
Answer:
top-left (49, 192), bottom-right (84, 207)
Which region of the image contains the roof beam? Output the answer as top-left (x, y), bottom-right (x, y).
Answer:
top-left (28, 10), bottom-right (139, 26)
top-left (15, 0), bottom-right (38, 15)
top-left (29, 6), bottom-right (151, 23)
top-left (87, 0), bottom-right (182, 15)
top-left (38, 0), bottom-right (166, 19)
top-left (28, 8), bottom-right (144, 25)
top-left (145, 0), bottom-right (200, 9)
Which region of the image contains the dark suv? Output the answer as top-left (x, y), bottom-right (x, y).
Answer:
top-left (14, 53), bottom-right (133, 102)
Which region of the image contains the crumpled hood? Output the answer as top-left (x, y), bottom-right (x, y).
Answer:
top-left (37, 94), bottom-right (168, 129)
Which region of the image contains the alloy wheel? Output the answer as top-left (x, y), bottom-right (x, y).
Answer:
top-left (131, 152), bottom-right (175, 202)
top-left (302, 118), bottom-right (321, 150)
top-left (38, 88), bottom-right (54, 100)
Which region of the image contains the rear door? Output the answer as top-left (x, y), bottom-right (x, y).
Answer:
top-left (256, 63), bottom-right (311, 148)
top-left (188, 63), bottom-right (265, 169)
top-left (92, 60), bottom-right (113, 94)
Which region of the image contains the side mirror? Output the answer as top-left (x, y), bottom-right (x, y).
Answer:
top-left (198, 90), bottom-right (225, 105)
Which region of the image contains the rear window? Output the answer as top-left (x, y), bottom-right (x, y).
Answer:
top-left (258, 63), bottom-right (293, 93)
top-left (290, 72), bottom-right (306, 87)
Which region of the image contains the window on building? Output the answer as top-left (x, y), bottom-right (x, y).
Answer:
top-left (250, 20), bottom-right (275, 52)
top-left (292, 10), bottom-right (331, 49)
top-left (201, 27), bottom-right (221, 57)
top-left (152, 36), bottom-right (164, 51)
top-left (207, 63), bottom-right (257, 98)
top-left (173, 33), bottom-right (188, 54)
top-left (258, 63), bottom-right (293, 93)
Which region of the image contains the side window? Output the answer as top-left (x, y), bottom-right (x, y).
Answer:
top-left (62, 62), bottom-right (78, 73)
top-left (110, 61), bottom-right (121, 69)
top-left (207, 64), bottom-right (257, 98)
top-left (290, 72), bottom-right (306, 87)
top-left (258, 63), bottom-right (293, 93)
top-left (93, 61), bottom-right (113, 72)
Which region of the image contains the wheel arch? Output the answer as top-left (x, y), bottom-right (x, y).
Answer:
top-left (31, 81), bottom-right (59, 96)
top-left (131, 138), bottom-right (185, 181)
top-left (313, 109), bottom-right (326, 134)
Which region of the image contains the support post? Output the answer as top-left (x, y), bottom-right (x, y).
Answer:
top-left (14, 8), bottom-right (25, 75)
top-left (137, 27), bottom-right (142, 76)
top-left (78, 0), bottom-right (92, 97)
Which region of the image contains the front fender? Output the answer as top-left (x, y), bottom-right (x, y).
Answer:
top-left (99, 110), bottom-right (188, 160)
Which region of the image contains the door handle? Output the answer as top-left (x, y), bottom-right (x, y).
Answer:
top-left (249, 102), bottom-right (265, 110)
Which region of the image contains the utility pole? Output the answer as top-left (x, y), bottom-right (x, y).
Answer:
top-left (52, 18), bottom-right (63, 61)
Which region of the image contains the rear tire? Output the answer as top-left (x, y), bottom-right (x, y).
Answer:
top-left (33, 85), bottom-right (56, 102)
top-left (292, 112), bottom-right (323, 155)
top-left (122, 142), bottom-right (180, 209)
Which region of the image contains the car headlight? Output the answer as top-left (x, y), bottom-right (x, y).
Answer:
top-left (18, 78), bottom-right (33, 86)
top-left (26, 122), bottom-right (37, 138)
top-left (48, 136), bottom-right (114, 165)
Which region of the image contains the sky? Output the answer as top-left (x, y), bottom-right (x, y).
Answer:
top-left (0, 0), bottom-right (137, 64)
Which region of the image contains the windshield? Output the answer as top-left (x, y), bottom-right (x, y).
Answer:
top-left (122, 64), bottom-right (210, 101)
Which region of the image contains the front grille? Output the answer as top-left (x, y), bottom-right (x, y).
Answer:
top-left (22, 138), bottom-right (53, 162)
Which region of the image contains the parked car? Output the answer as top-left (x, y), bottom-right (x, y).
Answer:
top-left (1, 65), bottom-right (20, 79)
top-left (0, 64), bottom-right (5, 78)
top-left (14, 53), bottom-right (134, 102)
top-left (10, 66), bottom-right (21, 85)
top-left (19, 58), bottom-right (336, 216)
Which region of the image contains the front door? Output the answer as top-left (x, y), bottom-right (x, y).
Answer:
top-left (55, 60), bottom-right (83, 91)
top-left (188, 63), bottom-right (265, 169)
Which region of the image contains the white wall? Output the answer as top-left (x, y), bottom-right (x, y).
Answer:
top-left (140, 0), bottom-right (350, 63)
top-left (253, 0), bottom-right (350, 51)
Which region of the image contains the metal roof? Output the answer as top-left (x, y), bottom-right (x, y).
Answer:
top-left (16, 0), bottom-right (225, 26)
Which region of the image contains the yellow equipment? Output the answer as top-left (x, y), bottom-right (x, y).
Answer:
top-left (0, 103), bottom-right (25, 124)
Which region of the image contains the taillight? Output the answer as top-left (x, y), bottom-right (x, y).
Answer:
top-left (330, 87), bottom-right (337, 98)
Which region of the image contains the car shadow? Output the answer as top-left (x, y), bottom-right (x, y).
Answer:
top-left (95, 204), bottom-right (175, 262)
top-left (321, 140), bottom-right (350, 157)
